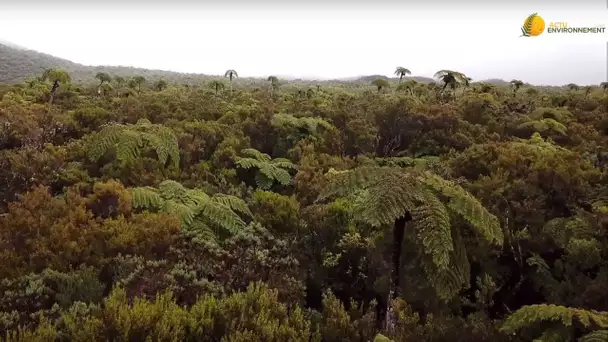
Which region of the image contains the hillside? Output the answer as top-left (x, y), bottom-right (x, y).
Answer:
top-left (0, 43), bottom-right (515, 86)
top-left (0, 43), bottom-right (225, 85)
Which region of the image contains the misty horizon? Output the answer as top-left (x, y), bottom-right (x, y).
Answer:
top-left (0, 1), bottom-right (607, 86)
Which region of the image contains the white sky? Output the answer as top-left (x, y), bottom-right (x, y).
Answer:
top-left (0, 1), bottom-right (607, 85)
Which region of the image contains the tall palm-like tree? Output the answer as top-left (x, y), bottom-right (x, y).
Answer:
top-left (208, 80), bottom-right (225, 96)
top-left (434, 70), bottom-right (468, 100)
top-left (95, 72), bottom-right (112, 87)
top-left (510, 79), bottom-right (524, 95)
top-left (267, 76), bottom-right (280, 98)
top-left (372, 78), bottom-right (390, 94)
top-left (318, 166), bottom-right (502, 328)
top-left (566, 83), bottom-right (580, 91)
top-left (113, 76), bottom-right (126, 87)
top-left (99, 82), bottom-right (114, 97)
top-left (306, 88), bottom-right (315, 99)
top-left (224, 69), bottom-right (238, 95)
top-left (42, 68), bottom-right (71, 105)
top-left (583, 86), bottom-right (593, 99)
top-left (154, 79), bottom-right (168, 91)
top-left (394, 67), bottom-right (411, 83)
top-left (130, 76), bottom-right (146, 94)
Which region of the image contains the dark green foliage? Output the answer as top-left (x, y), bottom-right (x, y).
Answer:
top-left (132, 180), bottom-right (252, 240)
top-left (235, 148), bottom-right (297, 189)
top-left (87, 118), bottom-right (180, 168)
top-left (0, 64), bottom-right (607, 341)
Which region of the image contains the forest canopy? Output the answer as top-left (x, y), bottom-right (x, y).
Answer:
top-left (0, 61), bottom-right (607, 341)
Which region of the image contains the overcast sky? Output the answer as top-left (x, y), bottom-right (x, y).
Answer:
top-left (0, 0), bottom-right (606, 85)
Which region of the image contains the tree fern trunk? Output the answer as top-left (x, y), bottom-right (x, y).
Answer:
top-left (48, 80), bottom-right (59, 105)
top-left (392, 214), bottom-right (409, 296)
top-left (385, 213), bottom-right (411, 331)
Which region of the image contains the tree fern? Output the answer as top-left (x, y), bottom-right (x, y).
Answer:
top-left (526, 254), bottom-right (561, 302)
top-left (131, 180), bottom-right (252, 241)
top-left (500, 304), bottom-right (608, 341)
top-left (235, 148), bottom-right (298, 190)
top-left (87, 119), bottom-right (179, 168)
top-left (517, 118), bottom-right (568, 136)
top-left (271, 113), bottom-right (336, 143)
top-left (579, 330), bottom-right (608, 342)
top-left (420, 172), bottom-right (503, 246)
top-left (317, 166), bottom-right (503, 301)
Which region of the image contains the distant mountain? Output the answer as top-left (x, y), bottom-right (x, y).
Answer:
top-left (481, 78), bottom-right (510, 86)
top-left (0, 41), bottom-right (532, 87)
top-left (353, 75), bottom-right (436, 84)
top-left (0, 43), bottom-right (227, 85)
top-left (0, 40), bottom-right (28, 50)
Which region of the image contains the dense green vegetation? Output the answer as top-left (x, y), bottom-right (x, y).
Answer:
top-left (0, 64), bottom-right (608, 342)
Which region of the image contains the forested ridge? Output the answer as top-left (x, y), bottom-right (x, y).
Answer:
top-left (0, 65), bottom-right (607, 342)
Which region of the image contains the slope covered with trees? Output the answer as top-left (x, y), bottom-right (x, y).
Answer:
top-left (0, 65), bottom-right (607, 341)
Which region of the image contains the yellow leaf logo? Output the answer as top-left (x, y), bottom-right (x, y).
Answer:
top-left (521, 13), bottom-right (545, 37)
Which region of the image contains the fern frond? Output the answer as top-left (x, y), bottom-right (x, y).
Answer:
top-left (135, 118), bottom-right (153, 127)
top-left (579, 330), bottom-right (608, 342)
top-left (354, 174), bottom-right (421, 226)
top-left (87, 120), bottom-right (179, 167)
top-left (272, 113), bottom-right (335, 136)
top-left (115, 130), bottom-right (143, 162)
top-left (421, 172), bottom-right (503, 246)
top-left (255, 173), bottom-right (275, 190)
top-left (534, 328), bottom-right (571, 342)
top-left (427, 231), bottom-right (470, 300)
top-left (259, 164), bottom-right (292, 186)
top-left (271, 158), bottom-right (298, 170)
top-left (197, 201), bottom-right (247, 234)
top-left (143, 132), bottom-right (166, 165)
top-left (186, 220), bottom-right (218, 243)
top-left (318, 166), bottom-right (394, 202)
top-left (240, 148), bottom-right (272, 162)
top-left (235, 157), bottom-right (265, 170)
top-left (527, 254), bottom-right (560, 297)
top-left (186, 189), bottom-right (212, 206)
top-left (412, 189), bottom-right (453, 271)
top-left (235, 148), bottom-right (295, 189)
top-left (131, 186), bottom-right (163, 209)
top-left (501, 304), bottom-right (608, 336)
top-left (88, 124), bottom-right (124, 161)
top-left (432, 264), bottom-right (468, 301)
top-left (162, 200), bottom-right (197, 226)
top-left (158, 180), bottom-right (188, 200)
top-left (211, 194), bottom-right (253, 217)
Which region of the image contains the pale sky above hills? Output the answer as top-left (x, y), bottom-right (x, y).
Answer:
top-left (0, 0), bottom-right (606, 85)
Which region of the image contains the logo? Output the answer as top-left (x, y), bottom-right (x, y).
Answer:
top-left (521, 13), bottom-right (545, 37)
top-left (521, 13), bottom-right (606, 37)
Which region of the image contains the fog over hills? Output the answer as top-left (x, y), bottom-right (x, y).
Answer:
top-left (0, 41), bottom-right (521, 87)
